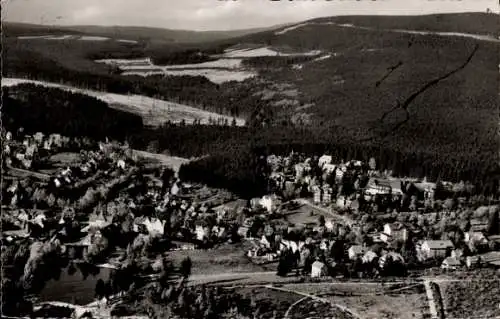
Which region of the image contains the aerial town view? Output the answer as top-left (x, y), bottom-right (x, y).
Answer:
top-left (1, 0), bottom-right (500, 318)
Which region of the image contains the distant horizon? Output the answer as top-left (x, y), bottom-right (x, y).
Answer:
top-left (3, 12), bottom-right (498, 33)
top-left (3, 0), bottom-right (497, 31)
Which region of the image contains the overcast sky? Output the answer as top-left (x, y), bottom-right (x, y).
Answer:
top-left (3, 0), bottom-right (498, 31)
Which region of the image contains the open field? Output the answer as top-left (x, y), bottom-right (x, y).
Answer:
top-left (279, 203), bottom-right (324, 226)
top-left (131, 150), bottom-right (190, 173)
top-left (48, 152), bottom-right (82, 166)
top-left (2, 78), bottom-right (245, 127)
top-left (277, 282), bottom-right (428, 319)
top-left (168, 242), bottom-right (266, 277)
top-left (123, 69), bottom-right (257, 84)
top-left (322, 291), bottom-right (428, 319)
top-left (96, 56), bottom-right (257, 83)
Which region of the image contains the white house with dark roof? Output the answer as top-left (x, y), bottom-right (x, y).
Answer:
top-left (311, 260), bottom-right (327, 278)
top-left (365, 178), bottom-right (392, 195)
top-left (318, 155), bottom-right (332, 167)
top-left (348, 245), bottom-right (366, 260)
top-left (417, 240), bottom-right (454, 261)
top-left (441, 256), bottom-right (461, 270)
top-left (380, 222), bottom-right (408, 243)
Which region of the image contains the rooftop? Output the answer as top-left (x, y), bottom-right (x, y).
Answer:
top-left (423, 240), bottom-right (454, 249)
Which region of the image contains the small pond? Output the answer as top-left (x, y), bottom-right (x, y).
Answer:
top-left (38, 263), bottom-right (114, 305)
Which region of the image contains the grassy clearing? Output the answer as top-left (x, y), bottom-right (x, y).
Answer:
top-left (48, 152), bottom-right (82, 166)
top-left (279, 203), bottom-right (323, 226)
top-left (322, 290), bottom-right (428, 319)
top-left (2, 78), bottom-right (246, 127)
top-left (167, 242), bottom-right (265, 276)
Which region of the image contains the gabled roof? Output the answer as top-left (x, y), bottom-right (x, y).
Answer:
top-left (386, 222), bottom-right (407, 231)
top-left (442, 257), bottom-right (461, 266)
top-left (349, 245), bottom-right (365, 254)
top-left (423, 240), bottom-right (454, 250)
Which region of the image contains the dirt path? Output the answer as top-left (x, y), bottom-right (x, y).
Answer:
top-left (331, 22), bottom-right (499, 43)
top-left (6, 165), bottom-right (51, 181)
top-left (284, 296), bottom-right (309, 319)
top-left (423, 280), bottom-right (439, 319)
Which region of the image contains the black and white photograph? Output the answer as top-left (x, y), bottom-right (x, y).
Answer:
top-left (1, 0), bottom-right (499, 318)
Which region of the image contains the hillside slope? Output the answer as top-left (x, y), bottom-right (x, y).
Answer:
top-left (3, 13), bottom-right (499, 183)
top-left (3, 22), bottom-right (286, 43)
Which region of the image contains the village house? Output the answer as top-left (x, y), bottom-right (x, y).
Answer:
top-left (380, 222), bottom-right (408, 243)
top-left (323, 163), bottom-right (337, 175)
top-left (312, 185), bottom-right (321, 204)
top-left (311, 260), bottom-right (327, 278)
top-left (294, 163), bottom-right (308, 179)
top-left (469, 219), bottom-right (489, 232)
top-left (259, 195), bottom-right (281, 214)
top-left (417, 240), bottom-right (454, 261)
top-left (49, 134), bottom-right (63, 148)
top-left (413, 181), bottom-right (436, 200)
top-left (441, 257), bottom-right (462, 270)
top-left (365, 178), bottom-right (392, 196)
top-left (336, 196), bottom-right (352, 210)
top-left (335, 165), bottom-right (347, 183)
top-left (142, 217), bottom-right (165, 236)
top-left (65, 233), bottom-right (93, 259)
top-left (34, 132), bottom-right (44, 144)
top-left (318, 155), bottom-right (332, 167)
top-left (195, 224), bottom-right (210, 241)
top-left (280, 239), bottom-right (300, 254)
top-left (464, 231), bottom-right (489, 253)
top-left (322, 185), bottom-right (332, 204)
top-left (16, 210), bottom-right (31, 230)
top-left (365, 178), bottom-right (404, 197)
top-left (348, 245), bottom-right (366, 260)
top-left (32, 211), bottom-right (47, 229)
top-left (82, 211), bottom-right (111, 233)
top-left (379, 252), bottom-right (404, 269)
top-left (451, 248), bottom-right (465, 261)
top-left (362, 250), bottom-right (378, 264)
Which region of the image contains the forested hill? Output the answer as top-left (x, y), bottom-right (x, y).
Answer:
top-left (3, 13), bottom-right (499, 196)
top-left (3, 22), bottom-right (287, 43)
top-left (309, 13), bottom-right (499, 35)
top-left (2, 84), bottom-right (143, 140)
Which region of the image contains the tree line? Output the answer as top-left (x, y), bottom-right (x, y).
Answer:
top-left (2, 84), bottom-right (143, 140)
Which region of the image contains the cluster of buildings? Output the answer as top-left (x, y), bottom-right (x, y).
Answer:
top-left (3, 130), bottom-right (71, 170)
top-left (267, 152), bottom-right (476, 214)
top-left (254, 153), bottom-right (499, 277)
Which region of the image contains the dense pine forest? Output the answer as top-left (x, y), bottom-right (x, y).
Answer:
top-left (2, 85), bottom-right (143, 140)
top-left (3, 84), bottom-right (499, 198)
